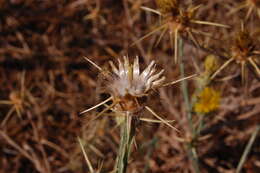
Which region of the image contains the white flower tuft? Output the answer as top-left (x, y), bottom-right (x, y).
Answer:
top-left (106, 56), bottom-right (165, 98)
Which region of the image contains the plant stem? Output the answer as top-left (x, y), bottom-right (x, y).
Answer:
top-left (179, 38), bottom-right (200, 173)
top-left (236, 124), bottom-right (260, 173)
top-left (116, 112), bottom-right (134, 173)
top-left (179, 42), bottom-right (193, 134)
top-left (196, 115), bottom-right (205, 137)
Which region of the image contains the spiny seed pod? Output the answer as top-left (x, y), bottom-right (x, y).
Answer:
top-left (210, 26), bottom-right (259, 83)
top-left (135, 2), bottom-right (229, 64)
top-left (231, 29), bottom-right (255, 63)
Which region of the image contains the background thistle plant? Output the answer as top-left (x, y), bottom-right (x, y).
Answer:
top-left (210, 25), bottom-right (260, 84)
top-left (134, 0), bottom-right (229, 63)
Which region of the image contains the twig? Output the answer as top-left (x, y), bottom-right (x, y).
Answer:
top-left (236, 125), bottom-right (260, 173)
top-left (78, 137), bottom-right (95, 173)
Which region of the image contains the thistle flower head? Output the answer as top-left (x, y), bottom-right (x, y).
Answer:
top-left (81, 56), bottom-right (195, 130)
top-left (194, 87), bottom-right (220, 114)
top-left (106, 56), bottom-right (165, 98)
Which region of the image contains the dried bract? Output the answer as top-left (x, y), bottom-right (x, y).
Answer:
top-left (106, 56), bottom-right (165, 98)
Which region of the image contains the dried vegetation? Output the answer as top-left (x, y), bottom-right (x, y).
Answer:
top-left (0, 0), bottom-right (260, 173)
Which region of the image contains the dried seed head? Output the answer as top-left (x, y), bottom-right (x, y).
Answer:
top-left (104, 56), bottom-right (165, 99)
top-left (135, 2), bottom-right (228, 64)
top-left (231, 29), bottom-right (255, 63)
top-left (81, 56), bottom-right (195, 130)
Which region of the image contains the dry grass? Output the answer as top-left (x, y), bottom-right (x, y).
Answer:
top-left (0, 0), bottom-right (260, 173)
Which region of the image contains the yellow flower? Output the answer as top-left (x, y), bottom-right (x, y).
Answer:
top-left (194, 87), bottom-right (220, 114)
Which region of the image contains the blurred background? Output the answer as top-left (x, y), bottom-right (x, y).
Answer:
top-left (0, 0), bottom-right (259, 172)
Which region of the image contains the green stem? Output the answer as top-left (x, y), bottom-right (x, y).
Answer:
top-left (116, 113), bottom-right (134, 173)
top-left (196, 115), bottom-right (205, 137)
top-left (179, 38), bottom-right (200, 173)
top-left (179, 41), bottom-right (194, 135)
